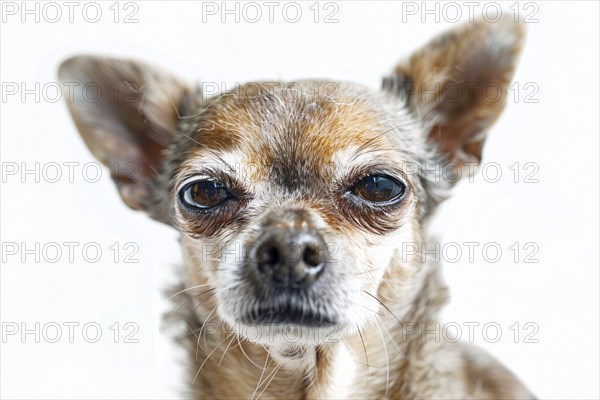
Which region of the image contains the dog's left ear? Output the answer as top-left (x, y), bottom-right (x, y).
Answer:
top-left (383, 16), bottom-right (525, 170)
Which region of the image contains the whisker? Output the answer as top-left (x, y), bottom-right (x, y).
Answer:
top-left (356, 323), bottom-right (371, 382)
top-left (338, 335), bottom-right (362, 366)
top-left (217, 334), bottom-right (236, 367)
top-left (374, 318), bottom-right (390, 397)
top-left (167, 289), bottom-right (216, 341)
top-left (348, 126), bottom-right (400, 163)
top-left (168, 283), bottom-right (215, 300)
top-left (362, 291), bottom-right (404, 328)
top-left (237, 337), bottom-right (265, 369)
top-left (378, 318), bottom-right (403, 354)
top-left (192, 338), bottom-right (225, 385)
top-left (196, 306), bottom-right (217, 361)
top-left (362, 304), bottom-right (384, 317)
top-left (249, 352), bottom-right (272, 400)
top-left (255, 361), bottom-right (284, 400)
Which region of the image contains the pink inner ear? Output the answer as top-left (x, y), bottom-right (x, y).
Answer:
top-left (427, 122), bottom-right (486, 166)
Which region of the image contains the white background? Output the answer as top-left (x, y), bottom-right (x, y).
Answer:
top-left (1, 1), bottom-right (598, 399)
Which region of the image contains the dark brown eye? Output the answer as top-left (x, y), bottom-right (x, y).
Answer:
top-left (349, 175), bottom-right (405, 204)
top-left (180, 180), bottom-right (232, 209)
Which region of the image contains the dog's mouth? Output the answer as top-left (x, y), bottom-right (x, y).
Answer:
top-left (240, 302), bottom-right (336, 327)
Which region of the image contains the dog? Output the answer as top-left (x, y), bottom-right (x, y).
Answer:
top-left (59, 16), bottom-right (533, 399)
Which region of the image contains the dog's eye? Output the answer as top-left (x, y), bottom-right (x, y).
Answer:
top-left (349, 175), bottom-right (405, 203)
top-left (180, 181), bottom-right (232, 209)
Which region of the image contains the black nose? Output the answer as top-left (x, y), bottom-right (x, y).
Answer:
top-left (252, 228), bottom-right (327, 288)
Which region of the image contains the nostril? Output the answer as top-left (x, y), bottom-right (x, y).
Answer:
top-left (257, 242), bottom-right (281, 267)
top-left (266, 245), bottom-right (280, 266)
top-left (302, 243), bottom-right (322, 268)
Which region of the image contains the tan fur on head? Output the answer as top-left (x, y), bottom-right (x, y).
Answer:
top-left (60, 15), bottom-right (532, 399)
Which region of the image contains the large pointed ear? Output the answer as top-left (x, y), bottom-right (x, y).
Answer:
top-left (383, 17), bottom-right (525, 172)
top-left (58, 56), bottom-right (190, 220)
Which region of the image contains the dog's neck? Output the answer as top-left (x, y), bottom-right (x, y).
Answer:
top-left (166, 253), bottom-right (453, 399)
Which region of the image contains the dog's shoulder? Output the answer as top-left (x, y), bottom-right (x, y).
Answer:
top-left (458, 342), bottom-right (536, 399)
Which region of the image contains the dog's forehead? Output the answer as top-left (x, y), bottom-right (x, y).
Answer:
top-left (179, 81), bottom-right (406, 183)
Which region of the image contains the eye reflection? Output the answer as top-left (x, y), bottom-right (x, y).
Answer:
top-left (180, 180), bottom-right (232, 209)
top-left (349, 175), bottom-right (405, 203)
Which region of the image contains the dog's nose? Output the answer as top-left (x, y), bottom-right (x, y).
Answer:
top-left (252, 228), bottom-right (327, 288)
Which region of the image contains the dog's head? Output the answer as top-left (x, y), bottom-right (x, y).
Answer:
top-left (60, 18), bottom-right (523, 349)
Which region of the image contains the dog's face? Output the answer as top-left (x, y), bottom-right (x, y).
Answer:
top-left (170, 82), bottom-right (426, 343)
top-left (60, 18), bottom-right (523, 348)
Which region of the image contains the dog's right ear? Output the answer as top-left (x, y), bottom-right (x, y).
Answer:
top-left (58, 56), bottom-right (189, 220)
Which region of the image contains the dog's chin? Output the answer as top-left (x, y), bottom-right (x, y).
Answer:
top-left (232, 320), bottom-right (344, 348)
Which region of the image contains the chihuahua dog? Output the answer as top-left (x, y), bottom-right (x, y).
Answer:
top-left (59, 16), bottom-right (533, 399)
